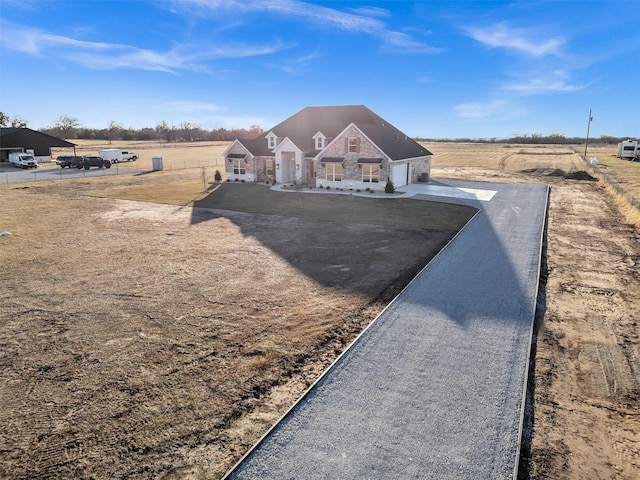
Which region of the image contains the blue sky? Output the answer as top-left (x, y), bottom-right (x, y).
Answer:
top-left (1, 0), bottom-right (639, 139)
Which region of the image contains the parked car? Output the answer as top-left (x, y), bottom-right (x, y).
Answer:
top-left (56, 155), bottom-right (84, 168)
top-left (78, 156), bottom-right (111, 169)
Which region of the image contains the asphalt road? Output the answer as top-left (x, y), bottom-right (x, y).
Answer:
top-left (224, 180), bottom-right (549, 480)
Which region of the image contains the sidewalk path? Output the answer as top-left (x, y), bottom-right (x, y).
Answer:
top-left (225, 180), bottom-right (549, 479)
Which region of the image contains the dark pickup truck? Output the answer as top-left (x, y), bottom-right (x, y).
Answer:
top-left (56, 156), bottom-right (84, 168)
top-left (79, 156), bottom-right (111, 169)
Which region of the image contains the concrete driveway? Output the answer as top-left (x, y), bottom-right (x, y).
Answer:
top-left (226, 179), bottom-right (549, 479)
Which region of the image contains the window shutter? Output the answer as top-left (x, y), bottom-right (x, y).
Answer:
top-left (344, 137), bottom-right (348, 153)
top-left (356, 137), bottom-right (360, 153)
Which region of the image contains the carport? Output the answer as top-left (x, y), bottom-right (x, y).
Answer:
top-left (0, 127), bottom-right (76, 162)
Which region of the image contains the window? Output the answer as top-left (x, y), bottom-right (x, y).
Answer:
top-left (268, 135), bottom-right (276, 149)
top-left (362, 164), bottom-right (380, 183)
top-left (266, 159), bottom-right (274, 176)
top-left (326, 163), bottom-right (342, 181)
top-left (313, 132), bottom-right (326, 150)
top-left (348, 137), bottom-right (358, 153)
top-left (233, 159), bottom-right (245, 175)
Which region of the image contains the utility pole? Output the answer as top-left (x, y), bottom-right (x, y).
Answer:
top-left (584, 108), bottom-right (593, 159)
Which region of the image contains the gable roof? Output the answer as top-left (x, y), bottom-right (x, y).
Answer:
top-left (238, 105), bottom-right (431, 160)
top-left (0, 128), bottom-right (75, 156)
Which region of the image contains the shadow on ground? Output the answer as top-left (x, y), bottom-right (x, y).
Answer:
top-left (190, 183), bottom-right (472, 303)
top-left (189, 182), bottom-right (538, 328)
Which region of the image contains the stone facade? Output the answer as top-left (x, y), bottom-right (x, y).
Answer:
top-left (224, 144), bottom-right (275, 183)
top-left (316, 125), bottom-right (385, 190)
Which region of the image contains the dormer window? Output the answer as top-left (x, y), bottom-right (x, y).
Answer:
top-left (312, 132), bottom-right (327, 150)
top-left (266, 132), bottom-right (277, 149)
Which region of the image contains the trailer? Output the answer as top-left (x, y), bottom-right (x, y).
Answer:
top-left (99, 148), bottom-right (139, 163)
top-left (617, 140), bottom-right (639, 160)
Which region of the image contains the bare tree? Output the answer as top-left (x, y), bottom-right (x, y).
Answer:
top-left (108, 121), bottom-right (123, 144)
top-left (156, 121), bottom-right (172, 142)
top-left (10, 116), bottom-right (28, 128)
top-left (0, 112), bottom-right (10, 127)
top-left (55, 115), bottom-right (81, 139)
top-left (180, 121), bottom-right (192, 142)
top-left (0, 112), bottom-right (28, 128)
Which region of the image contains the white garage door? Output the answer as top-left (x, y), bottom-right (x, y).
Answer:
top-left (392, 163), bottom-right (409, 187)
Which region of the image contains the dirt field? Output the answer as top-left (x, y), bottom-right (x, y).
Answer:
top-left (1, 141), bottom-right (639, 479)
top-left (421, 142), bottom-right (640, 480)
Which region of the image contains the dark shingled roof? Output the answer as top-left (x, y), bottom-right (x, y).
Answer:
top-left (239, 105), bottom-right (432, 160)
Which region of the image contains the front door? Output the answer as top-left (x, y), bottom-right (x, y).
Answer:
top-left (280, 152), bottom-right (295, 183)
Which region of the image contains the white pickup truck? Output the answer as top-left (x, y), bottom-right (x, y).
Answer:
top-left (9, 152), bottom-right (38, 169)
top-left (99, 149), bottom-right (139, 163)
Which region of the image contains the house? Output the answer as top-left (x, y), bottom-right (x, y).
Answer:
top-left (0, 127), bottom-right (76, 163)
top-left (223, 105), bottom-right (432, 190)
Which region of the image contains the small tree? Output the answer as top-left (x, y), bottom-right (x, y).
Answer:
top-left (214, 170), bottom-right (222, 182)
top-left (385, 179), bottom-right (395, 194)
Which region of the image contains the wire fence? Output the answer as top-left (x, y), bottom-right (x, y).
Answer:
top-left (1, 157), bottom-right (225, 186)
top-left (574, 147), bottom-right (640, 211)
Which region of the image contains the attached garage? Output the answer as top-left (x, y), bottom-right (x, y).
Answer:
top-left (392, 163), bottom-right (409, 188)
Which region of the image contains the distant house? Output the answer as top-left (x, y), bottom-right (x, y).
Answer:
top-left (0, 128), bottom-right (76, 163)
top-left (223, 105), bottom-right (432, 190)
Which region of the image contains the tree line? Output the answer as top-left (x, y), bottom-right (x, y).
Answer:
top-left (415, 133), bottom-right (633, 145)
top-left (0, 112), bottom-right (633, 144)
top-left (1, 113), bottom-right (264, 143)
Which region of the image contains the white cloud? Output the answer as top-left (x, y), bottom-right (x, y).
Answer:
top-left (161, 101), bottom-right (223, 112)
top-left (381, 31), bottom-right (441, 54)
top-left (174, 0), bottom-right (439, 54)
top-left (454, 98), bottom-right (521, 120)
top-left (175, 0), bottom-right (383, 32)
top-left (503, 70), bottom-right (587, 94)
top-left (464, 22), bottom-right (563, 57)
top-left (347, 6), bottom-right (393, 18)
top-left (0, 20), bottom-right (290, 73)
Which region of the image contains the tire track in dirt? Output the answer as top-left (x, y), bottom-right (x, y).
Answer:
top-left (530, 179), bottom-right (640, 479)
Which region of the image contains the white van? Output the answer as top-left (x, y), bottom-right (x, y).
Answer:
top-left (9, 152), bottom-right (38, 169)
